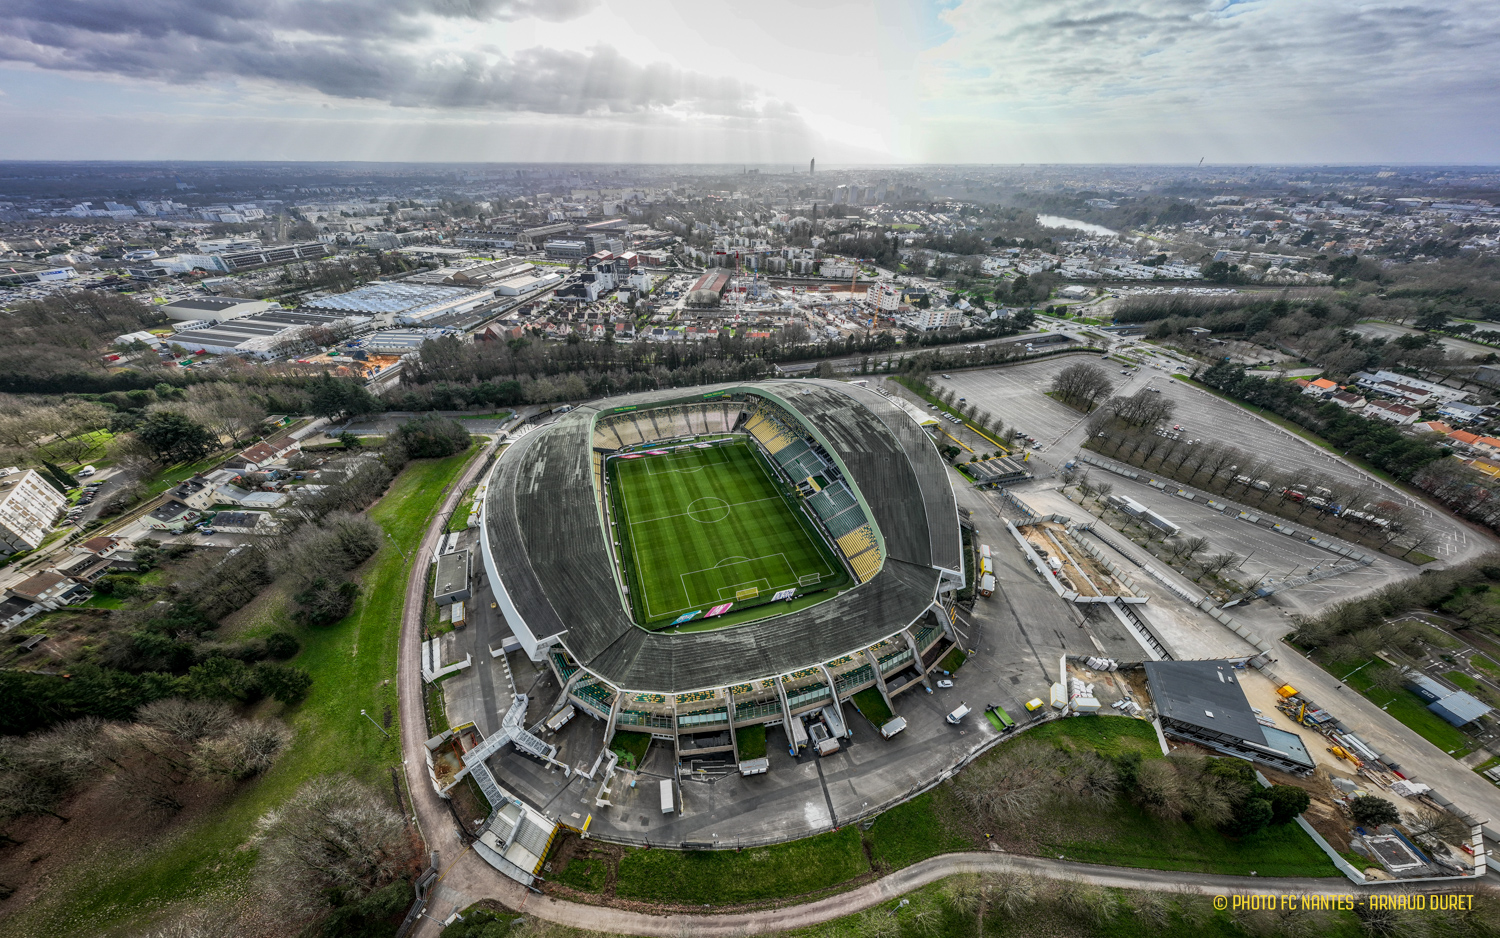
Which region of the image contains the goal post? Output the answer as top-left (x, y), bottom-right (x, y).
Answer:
top-left (735, 586), bottom-right (760, 601)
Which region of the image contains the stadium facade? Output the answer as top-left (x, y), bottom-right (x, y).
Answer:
top-left (480, 379), bottom-right (964, 760)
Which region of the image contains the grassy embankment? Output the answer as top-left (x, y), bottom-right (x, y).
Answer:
top-left (9, 448), bottom-right (478, 938)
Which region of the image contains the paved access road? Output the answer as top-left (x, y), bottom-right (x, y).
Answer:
top-left (417, 846), bottom-right (1483, 937)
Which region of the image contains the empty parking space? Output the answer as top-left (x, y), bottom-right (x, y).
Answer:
top-left (1141, 373), bottom-right (1476, 559)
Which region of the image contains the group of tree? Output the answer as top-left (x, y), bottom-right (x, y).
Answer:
top-left (954, 739), bottom-right (1311, 840)
top-left (1289, 555), bottom-right (1500, 660)
top-left (272, 512), bottom-right (384, 625)
top-left (1083, 425), bottom-right (1427, 553)
top-left (1049, 361), bottom-right (1115, 411)
top-left (254, 774), bottom-right (421, 933)
top-left (0, 699), bottom-right (290, 826)
top-left (387, 413), bottom-right (471, 459)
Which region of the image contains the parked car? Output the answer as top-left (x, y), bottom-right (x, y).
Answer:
top-left (936, 679), bottom-right (954, 689)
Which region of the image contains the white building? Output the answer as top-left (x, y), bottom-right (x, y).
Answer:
top-left (1363, 400), bottom-right (1421, 425)
top-left (160, 296), bottom-right (276, 323)
top-left (820, 260), bottom-right (857, 280)
top-left (0, 468), bottom-right (67, 556)
top-left (911, 307), bottom-right (965, 331)
top-left (868, 281), bottom-right (903, 312)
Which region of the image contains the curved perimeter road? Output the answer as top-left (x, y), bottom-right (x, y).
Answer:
top-left (394, 436), bottom-right (1492, 938)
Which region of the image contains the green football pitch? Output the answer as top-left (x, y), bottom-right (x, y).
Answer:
top-left (608, 440), bottom-right (848, 626)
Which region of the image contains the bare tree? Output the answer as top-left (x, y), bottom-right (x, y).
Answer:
top-left (1403, 806), bottom-right (1470, 848)
top-left (1199, 552), bottom-right (1241, 578)
top-left (1050, 362), bottom-right (1115, 412)
top-left (255, 774), bottom-right (417, 919)
top-left (195, 720), bottom-right (293, 781)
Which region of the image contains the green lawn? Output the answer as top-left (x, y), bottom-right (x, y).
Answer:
top-left (736, 723), bottom-right (767, 760)
top-left (609, 730), bottom-right (652, 770)
top-left (938, 647), bottom-right (967, 673)
top-left (1026, 717), bottom-right (1335, 877)
top-left (552, 856), bottom-right (608, 892)
top-left (609, 440), bottom-right (847, 626)
top-left (1446, 670), bottom-right (1480, 692)
top-left (864, 793), bottom-right (971, 869)
top-left (1473, 654), bottom-right (1500, 679)
top-left (1329, 657), bottom-right (1474, 756)
top-left (850, 687), bottom-right (894, 727)
top-left (1045, 795), bottom-right (1337, 877)
top-left (143, 453), bottom-right (230, 498)
top-left (8, 447), bottom-right (479, 938)
top-left (613, 826), bottom-right (869, 904)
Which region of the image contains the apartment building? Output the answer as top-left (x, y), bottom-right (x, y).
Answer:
top-left (0, 468), bottom-right (66, 556)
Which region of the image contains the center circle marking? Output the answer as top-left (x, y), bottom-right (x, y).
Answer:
top-left (687, 496), bottom-right (731, 523)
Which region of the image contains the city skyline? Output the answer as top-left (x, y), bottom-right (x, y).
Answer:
top-left (1, 0), bottom-right (1497, 164)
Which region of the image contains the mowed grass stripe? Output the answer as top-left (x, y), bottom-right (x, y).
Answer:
top-left (612, 442), bottom-right (840, 622)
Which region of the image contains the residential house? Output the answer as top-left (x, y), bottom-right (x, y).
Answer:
top-left (6, 571), bottom-right (89, 608)
top-left (1415, 420), bottom-right (1455, 434)
top-left (214, 483), bottom-right (289, 509)
top-left (1302, 377), bottom-right (1338, 397)
top-left (224, 439), bottom-right (299, 472)
top-left (168, 476), bottom-right (217, 511)
top-left (1362, 400), bottom-right (1421, 425)
top-left (1352, 369), bottom-right (1468, 405)
top-left (1329, 391), bottom-right (1366, 409)
top-left (1466, 459), bottom-right (1500, 479)
top-left (0, 595), bottom-right (39, 630)
top-left (210, 510), bottom-right (275, 535)
top-left (1439, 401), bottom-right (1487, 423)
top-left (144, 500), bottom-right (200, 532)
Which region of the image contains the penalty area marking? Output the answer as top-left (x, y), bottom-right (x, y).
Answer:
top-left (645, 446), bottom-right (731, 475)
top-left (679, 553), bottom-right (798, 609)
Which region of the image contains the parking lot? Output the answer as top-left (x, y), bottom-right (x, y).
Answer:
top-left (1142, 373), bottom-right (1481, 560)
top-left (923, 354), bottom-right (1489, 563)
top-left (1351, 320), bottom-right (1496, 360)
top-left (1067, 469), bottom-right (1414, 592)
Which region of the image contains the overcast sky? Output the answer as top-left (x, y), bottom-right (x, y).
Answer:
top-left (0, 0), bottom-right (1496, 164)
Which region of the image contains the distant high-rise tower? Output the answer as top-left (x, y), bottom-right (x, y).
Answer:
top-left (810, 158), bottom-right (815, 175)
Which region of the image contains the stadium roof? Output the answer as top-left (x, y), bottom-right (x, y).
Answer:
top-left (483, 378), bottom-right (960, 692)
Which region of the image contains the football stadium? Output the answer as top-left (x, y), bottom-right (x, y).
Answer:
top-left (480, 378), bottom-right (964, 763)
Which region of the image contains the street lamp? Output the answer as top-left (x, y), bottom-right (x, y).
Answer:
top-left (386, 531), bottom-right (409, 564)
top-left (1340, 658), bottom-right (1377, 682)
top-left (360, 709), bottom-right (390, 738)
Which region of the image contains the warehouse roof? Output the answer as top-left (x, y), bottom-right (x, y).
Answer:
top-left (1145, 659), bottom-right (1265, 744)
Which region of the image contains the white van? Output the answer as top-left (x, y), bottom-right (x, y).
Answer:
top-left (660, 779), bottom-right (675, 814)
top-left (76, 465), bottom-right (97, 478)
top-left (946, 703), bottom-right (971, 724)
top-left (879, 716), bottom-right (907, 739)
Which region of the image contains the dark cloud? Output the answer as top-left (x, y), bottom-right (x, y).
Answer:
top-left (0, 0), bottom-right (774, 117)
